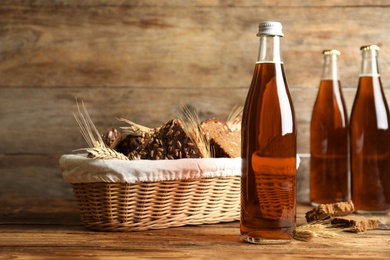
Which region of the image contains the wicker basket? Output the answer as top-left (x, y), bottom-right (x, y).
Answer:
top-left (71, 177), bottom-right (240, 231)
top-left (60, 155), bottom-right (241, 231)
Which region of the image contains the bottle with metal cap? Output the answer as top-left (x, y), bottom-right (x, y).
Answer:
top-left (350, 45), bottom-right (390, 214)
top-left (240, 21), bottom-right (297, 244)
top-left (310, 50), bottom-right (349, 205)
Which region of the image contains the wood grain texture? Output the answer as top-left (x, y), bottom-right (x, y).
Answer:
top-left (0, 0), bottom-right (389, 7)
top-left (0, 199), bottom-right (389, 259)
top-left (0, 4), bottom-right (390, 88)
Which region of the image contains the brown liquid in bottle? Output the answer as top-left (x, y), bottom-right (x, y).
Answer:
top-left (310, 79), bottom-right (349, 204)
top-left (241, 62), bottom-right (297, 243)
top-left (350, 76), bottom-right (390, 213)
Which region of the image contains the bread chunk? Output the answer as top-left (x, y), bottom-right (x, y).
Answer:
top-left (143, 118), bottom-right (201, 160)
top-left (116, 119), bottom-right (201, 160)
top-left (200, 118), bottom-right (241, 158)
top-left (331, 216), bottom-right (379, 232)
top-left (200, 118), bottom-right (230, 141)
top-left (102, 128), bottom-right (123, 149)
top-left (305, 201), bottom-right (355, 222)
top-left (115, 134), bottom-right (148, 159)
top-left (211, 130), bottom-right (241, 158)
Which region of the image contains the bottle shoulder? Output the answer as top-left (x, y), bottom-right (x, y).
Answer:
top-left (313, 80), bottom-right (347, 111)
top-left (316, 80), bottom-right (344, 97)
top-left (354, 76), bottom-right (387, 99)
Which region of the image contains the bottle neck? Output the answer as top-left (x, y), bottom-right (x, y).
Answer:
top-left (360, 49), bottom-right (380, 77)
top-left (256, 35), bottom-right (282, 63)
top-left (321, 54), bottom-right (339, 80)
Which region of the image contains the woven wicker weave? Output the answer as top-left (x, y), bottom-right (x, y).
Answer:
top-left (255, 173), bottom-right (295, 220)
top-left (71, 176), bottom-right (240, 231)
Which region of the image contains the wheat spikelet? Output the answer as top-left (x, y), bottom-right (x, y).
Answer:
top-left (293, 218), bottom-right (339, 241)
top-left (83, 148), bottom-right (129, 160)
top-left (226, 105), bottom-right (243, 131)
top-left (293, 229), bottom-right (319, 241)
top-left (294, 228), bottom-right (339, 241)
top-left (74, 100), bottom-right (105, 149)
top-left (117, 117), bottom-right (155, 137)
top-left (73, 100), bottom-right (128, 160)
top-left (180, 105), bottom-right (211, 158)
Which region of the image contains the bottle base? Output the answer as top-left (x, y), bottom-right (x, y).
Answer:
top-left (241, 234), bottom-right (292, 245)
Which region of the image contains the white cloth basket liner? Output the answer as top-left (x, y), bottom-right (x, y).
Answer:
top-left (60, 154), bottom-right (242, 184)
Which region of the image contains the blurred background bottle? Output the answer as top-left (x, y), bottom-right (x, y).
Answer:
top-left (350, 45), bottom-right (390, 214)
top-left (240, 21), bottom-right (297, 244)
top-left (310, 50), bottom-right (349, 205)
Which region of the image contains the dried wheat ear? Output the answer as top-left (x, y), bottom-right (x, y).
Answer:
top-left (73, 101), bottom-right (129, 160)
top-left (294, 218), bottom-right (339, 241)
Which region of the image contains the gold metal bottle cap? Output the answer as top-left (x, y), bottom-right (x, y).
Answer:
top-left (322, 49), bottom-right (341, 55)
top-left (360, 45), bottom-right (380, 51)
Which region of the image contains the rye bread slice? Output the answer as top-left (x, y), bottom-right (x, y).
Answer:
top-left (102, 128), bottom-right (123, 149)
top-left (200, 118), bottom-right (241, 158)
top-left (200, 118), bottom-right (230, 141)
top-left (143, 118), bottom-right (201, 160)
top-left (211, 130), bottom-right (241, 158)
top-left (305, 200), bottom-right (355, 222)
top-left (331, 216), bottom-right (379, 232)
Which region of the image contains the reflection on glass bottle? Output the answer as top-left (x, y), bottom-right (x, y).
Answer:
top-left (310, 50), bottom-right (349, 205)
top-left (350, 45), bottom-right (390, 214)
top-left (240, 21), bottom-right (297, 244)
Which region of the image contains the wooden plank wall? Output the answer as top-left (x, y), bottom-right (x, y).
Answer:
top-left (1, 0), bottom-right (390, 203)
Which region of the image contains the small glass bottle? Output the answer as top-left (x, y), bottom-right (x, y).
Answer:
top-left (350, 45), bottom-right (390, 214)
top-left (240, 21), bottom-right (297, 244)
top-left (310, 50), bottom-right (349, 205)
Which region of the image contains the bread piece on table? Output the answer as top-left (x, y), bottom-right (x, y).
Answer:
top-left (331, 216), bottom-right (379, 232)
top-left (305, 200), bottom-right (355, 222)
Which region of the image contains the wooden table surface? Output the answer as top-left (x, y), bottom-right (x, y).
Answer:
top-left (1, 199), bottom-right (389, 259)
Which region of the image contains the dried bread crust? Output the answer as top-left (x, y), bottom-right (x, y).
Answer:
top-left (331, 216), bottom-right (379, 232)
top-left (305, 200), bottom-right (355, 222)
